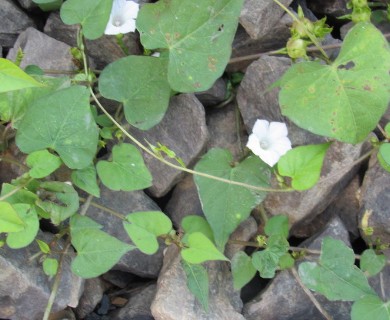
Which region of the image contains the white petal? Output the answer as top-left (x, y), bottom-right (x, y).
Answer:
top-left (105, 22), bottom-right (120, 35)
top-left (117, 19), bottom-right (136, 34)
top-left (268, 122), bottom-right (288, 141)
top-left (123, 1), bottom-right (140, 19)
top-left (247, 134), bottom-right (262, 156)
top-left (256, 148), bottom-right (281, 167)
top-left (105, 0), bottom-right (139, 35)
top-left (271, 137), bottom-right (292, 156)
top-left (252, 119), bottom-right (269, 139)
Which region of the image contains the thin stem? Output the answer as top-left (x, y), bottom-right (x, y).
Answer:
top-left (79, 194), bottom-right (93, 216)
top-left (290, 266), bottom-right (333, 320)
top-left (79, 197), bottom-right (126, 220)
top-left (377, 124), bottom-right (388, 139)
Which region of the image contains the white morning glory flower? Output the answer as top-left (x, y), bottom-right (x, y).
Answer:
top-left (105, 0), bottom-right (140, 35)
top-left (247, 119), bottom-right (292, 167)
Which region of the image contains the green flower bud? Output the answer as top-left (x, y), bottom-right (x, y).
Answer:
top-left (287, 38), bottom-right (308, 59)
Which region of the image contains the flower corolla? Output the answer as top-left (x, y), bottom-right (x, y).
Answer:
top-left (247, 119), bottom-right (292, 167)
top-left (105, 0), bottom-right (139, 35)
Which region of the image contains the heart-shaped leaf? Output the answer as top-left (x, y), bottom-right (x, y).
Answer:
top-left (360, 249), bottom-right (386, 276)
top-left (194, 148), bottom-right (270, 250)
top-left (16, 85), bottom-right (99, 169)
top-left (264, 215), bottom-right (289, 238)
top-left (71, 164), bottom-right (100, 198)
top-left (123, 211), bottom-right (172, 254)
top-left (279, 22), bottom-right (390, 143)
top-left (181, 232), bottom-right (228, 264)
top-left (26, 150), bottom-right (62, 179)
top-left (99, 56), bottom-right (171, 130)
top-left (0, 201), bottom-right (25, 233)
top-left (231, 251), bottom-right (257, 290)
top-left (182, 261), bottom-right (209, 311)
top-left (181, 215), bottom-right (214, 243)
top-left (97, 143), bottom-right (152, 191)
top-left (378, 143), bottom-right (390, 172)
top-left (137, 0), bottom-right (244, 92)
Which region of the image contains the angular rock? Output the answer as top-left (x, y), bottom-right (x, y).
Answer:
top-left (75, 278), bottom-right (106, 319)
top-left (151, 245), bottom-right (244, 320)
top-left (16, 0), bottom-right (37, 11)
top-left (0, 231), bottom-right (84, 320)
top-left (359, 153), bottom-right (390, 245)
top-left (243, 216), bottom-right (352, 320)
top-left (130, 94), bottom-right (209, 197)
top-left (0, 0), bottom-right (35, 48)
top-left (240, 0), bottom-right (293, 40)
top-left (44, 12), bottom-right (141, 69)
top-left (85, 185), bottom-right (164, 278)
top-left (195, 78), bottom-right (227, 107)
top-left (109, 283), bottom-right (156, 320)
top-left (102, 270), bottom-right (137, 289)
top-left (307, 0), bottom-right (350, 18)
top-left (236, 55), bottom-right (326, 146)
top-left (264, 139), bottom-right (370, 235)
top-left (7, 28), bottom-right (77, 71)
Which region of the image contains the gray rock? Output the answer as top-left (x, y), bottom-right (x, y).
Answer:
top-left (240, 0), bottom-right (293, 40)
top-left (85, 185), bottom-right (165, 278)
top-left (307, 0), bottom-right (350, 18)
top-left (243, 216), bottom-right (352, 320)
top-left (75, 278), bottom-right (106, 319)
top-left (130, 94), bottom-right (209, 197)
top-left (16, 0), bottom-right (37, 11)
top-left (102, 270), bottom-right (137, 289)
top-left (195, 78), bottom-right (228, 107)
top-left (44, 12), bottom-right (142, 69)
top-left (0, 232), bottom-right (84, 320)
top-left (0, 0), bottom-right (35, 48)
top-left (151, 245), bottom-right (244, 320)
top-left (7, 27), bottom-right (77, 72)
top-left (109, 283), bottom-right (156, 320)
top-left (264, 139), bottom-right (370, 235)
top-left (236, 55), bottom-right (326, 146)
top-left (164, 174), bottom-right (204, 229)
top-left (359, 153), bottom-right (390, 245)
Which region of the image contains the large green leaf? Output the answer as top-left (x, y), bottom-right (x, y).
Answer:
top-left (231, 251), bottom-right (257, 290)
top-left (99, 56), bottom-right (171, 130)
top-left (60, 0), bottom-right (112, 40)
top-left (352, 296), bottom-right (390, 320)
top-left (16, 86), bottom-right (99, 169)
top-left (0, 58), bottom-right (44, 93)
top-left (194, 148), bottom-right (270, 250)
top-left (0, 201), bottom-right (25, 233)
top-left (182, 261), bottom-right (209, 311)
top-left (70, 214), bottom-right (133, 278)
top-left (97, 143), bottom-right (152, 191)
top-left (137, 0), bottom-right (243, 92)
top-left (123, 211), bottom-right (172, 255)
top-left (298, 237), bottom-right (375, 301)
top-left (279, 22), bottom-right (390, 143)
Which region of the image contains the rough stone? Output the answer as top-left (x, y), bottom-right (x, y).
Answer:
top-left (359, 153), bottom-right (390, 245)
top-left (85, 185), bottom-right (164, 278)
top-left (307, 0), bottom-right (350, 18)
top-left (0, 231), bottom-right (84, 320)
top-left (109, 283), bottom-right (156, 320)
top-left (0, 0), bottom-right (35, 48)
top-left (16, 0), bottom-right (37, 11)
top-left (151, 246), bottom-right (244, 320)
top-left (195, 78), bottom-right (228, 107)
top-left (44, 12), bottom-right (142, 69)
top-left (243, 216), bottom-right (352, 320)
top-left (75, 278), bottom-right (106, 319)
top-left (264, 139), bottom-right (370, 235)
top-left (130, 94), bottom-right (209, 197)
top-left (240, 0), bottom-right (293, 40)
top-left (7, 27), bottom-right (77, 72)
top-left (102, 270), bottom-right (138, 289)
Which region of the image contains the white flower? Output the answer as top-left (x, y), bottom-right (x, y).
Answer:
top-left (247, 119), bottom-right (292, 167)
top-left (105, 0), bottom-right (139, 35)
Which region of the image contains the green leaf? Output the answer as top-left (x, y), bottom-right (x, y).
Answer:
top-left (194, 148), bottom-right (270, 250)
top-left (60, 0), bottom-right (112, 40)
top-left (16, 86), bottom-right (99, 169)
top-left (231, 251), bottom-right (257, 290)
top-left (182, 261), bottom-right (209, 311)
top-left (43, 258), bottom-right (59, 276)
top-left (252, 235), bottom-right (289, 279)
top-left (278, 143), bottom-right (331, 190)
top-left (279, 253), bottom-right (295, 270)
top-left (70, 214), bottom-right (133, 278)
top-left (137, 0), bottom-right (244, 92)
top-left (264, 215), bottom-right (289, 238)
top-left (279, 22), bottom-right (390, 144)
top-left (360, 249), bottom-right (386, 276)
top-left (0, 201), bottom-right (25, 233)
top-left (123, 211), bottom-right (172, 255)
top-left (36, 239), bottom-right (51, 254)
top-left (352, 296), bottom-right (390, 320)
top-left (298, 237), bottom-right (375, 301)
top-left (71, 164), bottom-right (100, 198)
top-left (0, 58), bottom-right (44, 93)
top-left (26, 150), bottom-right (62, 179)
top-left (6, 205), bottom-right (39, 249)
top-left (33, 0), bottom-right (63, 11)
top-left (0, 183), bottom-right (38, 205)
top-left (36, 181), bottom-right (79, 225)
top-left (99, 56), bottom-right (171, 130)
top-left (378, 143), bottom-right (390, 173)
top-left (97, 143), bottom-right (152, 191)
top-left (181, 232), bottom-right (228, 264)
top-left (181, 215), bottom-right (214, 243)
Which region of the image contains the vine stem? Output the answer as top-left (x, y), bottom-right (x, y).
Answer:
top-left (79, 197), bottom-right (125, 220)
top-left (290, 266), bottom-right (333, 320)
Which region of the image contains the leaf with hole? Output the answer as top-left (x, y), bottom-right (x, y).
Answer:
top-left (97, 143), bottom-right (152, 191)
top-left (182, 261), bottom-right (209, 311)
